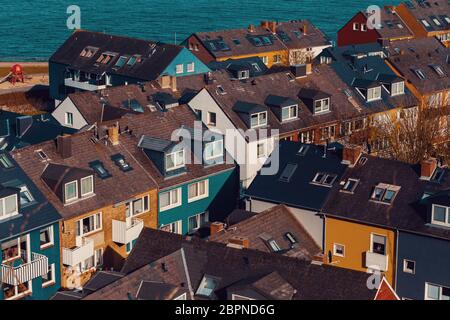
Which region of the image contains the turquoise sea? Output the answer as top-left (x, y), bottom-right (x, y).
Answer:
top-left (0, 0), bottom-right (398, 61)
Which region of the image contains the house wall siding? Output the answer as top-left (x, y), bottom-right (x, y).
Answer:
top-left (52, 97), bottom-right (88, 130)
top-left (396, 231), bottom-right (450, 300)
top-left (162, 47), bottom-right (211, 77)
top-left (337, 12), bottom-right (380, 47)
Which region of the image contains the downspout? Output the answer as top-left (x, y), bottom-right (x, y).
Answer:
top-left (394, 229), bottom-right (399, 292)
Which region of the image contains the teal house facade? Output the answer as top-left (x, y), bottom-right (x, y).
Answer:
top-left (49, 30), bottom-right (210, 103)
top-left (0, 152), bottom-right (62, 300)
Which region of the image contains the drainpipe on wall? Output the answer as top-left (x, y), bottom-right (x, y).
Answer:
top-left (395, 229), bottom-right (399, 292)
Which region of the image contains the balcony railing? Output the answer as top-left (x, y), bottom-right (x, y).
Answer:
top-left (1, 251), bottom-right (49, 286)
top-left (365, 251), bottom-right (389, 272)
top-left (112, 218), bottom-right (144, 245)
top-left (62, 237), bottom-right (94, 267)
top-left (64, 78), bottom-right (107, 91)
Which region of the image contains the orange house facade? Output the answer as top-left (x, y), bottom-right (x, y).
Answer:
top-left (324, 216), bottom-right (396, 286)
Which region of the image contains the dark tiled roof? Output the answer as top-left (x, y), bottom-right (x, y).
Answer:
top-left (386, 37), bottom-right (450, 95)
top-left (400, 0), bottom-right (450, 32)
top-left (208, 57), bottom-right (268, 78)
top-left (325, 44), bottom-right (418, 110)
top-left (210, 205), bottom-right (321, 260)
top-left (0, 152), bottom-right (61, 241)
top-left (104, 228), bottom-right (378, 300)
top-left (204, 65), bottom-right (366, 135)
top-left (50, 30), bottom-right (183, 81)
top-left (361, 7), bottom-right (414, 40)
top-left (67, 76), bottom-right (206, 126)
top-left (83, 271), bottom-right (124, 293)
top-left (246, 141), bottom-right (348, 211)
top-left (322, 155), bottom-right (450, 240)
top-left (0, 112), bottom-right (76, 151)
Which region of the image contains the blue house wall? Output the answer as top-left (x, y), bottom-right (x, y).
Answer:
top-left (0, 221), bottom-right (61, 300)
top-left (396, 231), bottom-right (450, 300)
top-left (161, 48), bottom-right (210, 77)
top-left (158, 168), bottom-right (238, 234)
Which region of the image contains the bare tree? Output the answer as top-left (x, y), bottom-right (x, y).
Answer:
top-left (370, 103), bottom-right (450, 165)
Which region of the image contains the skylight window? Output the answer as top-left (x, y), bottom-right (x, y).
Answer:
top-left (111, 154), bottom-right (133, 172)
top-left (371, 184), bottom-right (400, 204)
top-left (312, 173), bottom-right (337, 187)
top-left (0, 153), bottom-right (14, 169)
top-left (431, 167), bottom-right (445, 183)
top-left (127, 55), bottom-right (140, 66)
top-left (414, 68), bottom-right (427, 80)
top-left (293, 30), bottom-right (302, 38)
top-left (431, 16), bottom-right (442, 26)
top-left (252, 63), bottom-right (261, 72)
top-left (342, 178), bottom-right (359, 193)
top-left (216, 85), bottom-right (226, 95)
top-left (196, 275), bottom-right (220, 297)
top-left (268, 239), bottom-right (281, 252)
top-left (89, 161), bottom-right (111, 179)
top-left (279, 163), bottom-right (298, 183)
top-left (421, 19), bottom-right (431, 27)
top-left (115, 56), bottom-right (128, 68)
top-left (232, 39), bottom-right (241, 45)
top-left (36, 150), bottom-right (49, 161)
top-left (285, 232), bottom-right (298, 246)
top-left (80, 46), bottom-right (98, 58)
top-left (430, 64), bottom-right (445, 77)
top-left (297, 145), bottom-right (309, 156)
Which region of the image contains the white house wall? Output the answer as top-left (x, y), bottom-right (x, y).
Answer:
top-left (52, 97), bottom-right (88, 130)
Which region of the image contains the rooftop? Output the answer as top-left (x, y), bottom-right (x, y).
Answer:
top-left (50, 30), bottom-right (184, 81)
top-left (209, 205), bottom-right (321, 260)
top-left (245, 141), bottom-right (348, 211)
top-left (400, 0), bottom-right (450, 33)
top-left (84, 228), bottom-right (377, 300)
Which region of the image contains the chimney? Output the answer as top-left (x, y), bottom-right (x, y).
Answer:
top-left (16, 116), bottom-right (33, 138)
top-left (210, 222), bottom-right (225, 235)
top-left (290, 63), bottom-right (312, 78)
top-left (268, 21), bottom-right (277, 34)
top-left (342, 144), bottom-right (362, 167)
top-left (56, 135), bottom-right (72, 159)
top-left (248, 24), bottom-right (255, 33)
top-left (420, 158), bottom-right (437, 180)
top-left (228, 236), bottom-right (250, 248)
top-left (108, 125), bottom-right (120, 146)
top-left (303, 23), bottom-right (308, 35)
top-left (261, 21), bottom-right (269, 29)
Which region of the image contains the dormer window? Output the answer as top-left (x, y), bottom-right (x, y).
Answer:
top-left (390, 81), bottom-right (405, 96)
top-left (64, 181), bottom-right (78, 203)
top-left (165, 150), bottom-right (185, 172)
top-left (81, 176), bottom-right (94, 197)
top-left (367, 86), bottom-right (382, 102)
top-left (314, 98), bottom-right (330, 114)
top-left (0, 194), bottom-right (18, 220)
top-left (250, 112), bottom-right (267, 128)
top-left (431, 204), bottom-right (450, 227)
top-left (371, 184), bottom-right (400, 204)
top-left (204, 140), bottom-right (223, 161)
top-left (282, 105), bottom-right (298, 121)
top-left (19, 186), bottom-right (34, 206)
top-left (0, 154), bottom-right (14, 169)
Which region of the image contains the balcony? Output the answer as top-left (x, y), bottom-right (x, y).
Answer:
top-left (62, 237), bottom-right (94, 267)
top-left (64, 78), bottom-right (107, 91)
top-left (112, 218), bottom-right (144, 245)
top-left (1, 251), bottom-right (49, 286)
top-left (365, 251), bottom-right (389, 272)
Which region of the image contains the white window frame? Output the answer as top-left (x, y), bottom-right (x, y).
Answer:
top-left (187, 62), bottom-right (195, 73)
top-left (353, 22), bottom-right (360, 31)
top-left (425, 282), bottom-right (450, 300)
top-left (333, 243), bottom-right (345, 257)
top-left (165, 150), bottom-right (185, 172)
top-left (80, 176), bottom-right (94, 197)
top-left (262, 56), bottom-right (269, 65)
top-left (281, 105), bottom-right (298, 121)
top-left (0, 194), bottom-right (19, 221)
top-left (40, 225), bottom-right (54, 250)
top-left (204, 140), bottom-right (223, 160)
top-left (391, 81), bottom-right (404, 96)
top-left (361, 23), bottom-right (367, 32)
top-left (19, 186), bottom-right (34, 206)
top-left (175, 64), bottom-right (184, 74)
top-left (188, 180), bottom-right (209, 203)
top-left (403, 259), bottom-right (415, 274)
top-left (160, 188), bottom-right (182, 212)
top-left (257, 142), bottom-right (266, 158)
top-left (232, 294), bottom-right (255, 300)
top-left (188, 212), bottom-right (209, 232)
top-left (65, 112), bottom-right (74, 126)
top-left (250, 112), bottom-right (267, 128)
top-left (64, 180), bottom-right (78, 203)
top-left (367, 86), bottom-right (382, 102)
top-left (370, 233), bottom-right (387, 256)
top-left (314, 98), bottom-right (330, 114)
top-left (76, 212), bottom-right (102, 237)
top-left (126, 195), bottom-right (150, 217)
top-left (160, 220), bottom-right (183, 235)
top-left (42, 263), bottom-right (56, 288)
top-left (1, 237), bottom-right (22, 263)
top-left (431, 204), bottom-right (450, 227)
top-left (174, 293), bottom-right (187, 300)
